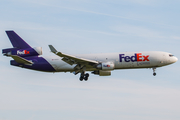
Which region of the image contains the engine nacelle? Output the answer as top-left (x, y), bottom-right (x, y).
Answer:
top-left (92, 70), bottom-right (111, 76)
top-left (3, 47), bottom-right (42, 57)
top-left (96, 62), bottom-right (114, 70)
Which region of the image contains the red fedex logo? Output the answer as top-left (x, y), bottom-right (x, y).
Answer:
top-left (136, 53), bottom-right (149, 62)
top-left (17, 50), bottom-right (30, 55)
top-left (119, 53), bottom-right (149, 62)
top-left (103, 64), bottom-right (111, 67)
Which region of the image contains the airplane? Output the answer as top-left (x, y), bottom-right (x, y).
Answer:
top-left (2, 31), bottom-right (178, 81)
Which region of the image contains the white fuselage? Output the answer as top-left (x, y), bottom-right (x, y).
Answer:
top-left (44, 51), bottom-right (178, 72)
top-left (4, 31), bottom-right (178, 80)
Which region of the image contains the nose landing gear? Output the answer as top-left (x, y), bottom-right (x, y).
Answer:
top-left (79, 72), bottom-right (89, 81)
top-left (153, 72), bottom-right (156, 76)
top-left (152, 67), bottom-right (156, 76)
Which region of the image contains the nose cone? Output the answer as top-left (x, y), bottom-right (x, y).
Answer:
top-left (175, 57), bottom-right (178, 62)
top-left (172, 57), bottom-right (178, 63)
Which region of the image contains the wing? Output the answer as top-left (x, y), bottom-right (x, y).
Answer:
top-left (49, 45), bottom-right (98, 73)
top-left (11, 55), bottom-right (33, 65)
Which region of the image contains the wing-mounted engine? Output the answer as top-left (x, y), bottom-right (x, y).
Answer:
top-left (92, 70), bottom-right (111, 76)
top-left (92, 62), bottom-right (114, 76)
top-left (3, 47), bottom-right (42, 57)
top-left (96, 62), bottom-right (114, 70)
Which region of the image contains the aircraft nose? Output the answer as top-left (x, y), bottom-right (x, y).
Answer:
top-left (175, 57), bottom-right (178, 62)
top-left (173, 57), bottom-right (178, 63)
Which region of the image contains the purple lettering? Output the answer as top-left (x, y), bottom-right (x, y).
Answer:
top-left (119, 53), bottom-right (150, 62)
top-left (119, 54), bottom-right (125, 62)
top-left (125, 56), bottom-right (130, 62)
top-left (131, 54), bottom-right (137, 62)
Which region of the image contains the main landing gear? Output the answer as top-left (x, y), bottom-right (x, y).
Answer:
top-left (152, 67), bottom-right (156, 76)
top-left (79, 72), bottom-right (89, 81)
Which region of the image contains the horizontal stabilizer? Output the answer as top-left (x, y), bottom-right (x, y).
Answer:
top-left (2, 48), bottom-right (19, 55)
top-left (11, 55), bottom-right (33, 65)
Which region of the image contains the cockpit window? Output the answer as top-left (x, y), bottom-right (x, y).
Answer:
top-left (169, 54), bottom-right (174, 57)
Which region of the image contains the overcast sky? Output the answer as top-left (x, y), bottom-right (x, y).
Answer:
top-left (0, 0), bottom-right (180, 120)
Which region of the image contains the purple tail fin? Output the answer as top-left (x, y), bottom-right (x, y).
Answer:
top-left (6, 31), bottom-right (32, 49)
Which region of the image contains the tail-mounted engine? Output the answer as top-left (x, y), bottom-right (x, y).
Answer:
top-left (2, 47), bottom-right (42, 57)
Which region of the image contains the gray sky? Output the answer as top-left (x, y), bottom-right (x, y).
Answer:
top-left (0, 0), bottom-right (180, 120)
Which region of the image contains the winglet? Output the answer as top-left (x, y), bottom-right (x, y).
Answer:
top-left (49, 45), bottom-right (58, 54)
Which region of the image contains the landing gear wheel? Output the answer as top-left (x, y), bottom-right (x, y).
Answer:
top-left (85, 73), bottom-right (89, 77)
top-left (79, 72), bottom-right (85, 81)
top-left (153, 73), bottom-right (156, 76)
top-left (80, 77), bottom-right (84, 81)
top-left (152, 67), bottom-right (157, 76)
top-left (84, 77), bottom-right (88, 81)
top-left (79, 73), bottom-right (89, 81)
top-left (84, 73), bottom-right (89, 81)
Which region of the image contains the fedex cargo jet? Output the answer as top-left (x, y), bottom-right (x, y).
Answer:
top-left (2, 31), bottom-right (178, 81)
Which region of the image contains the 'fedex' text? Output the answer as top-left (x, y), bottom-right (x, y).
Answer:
top-left (103, 65), bottom-right (111, 67)
top-left (119, 53), bottom-right (149, 62)
top-left (17, 50), bottom-right (30, 55)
